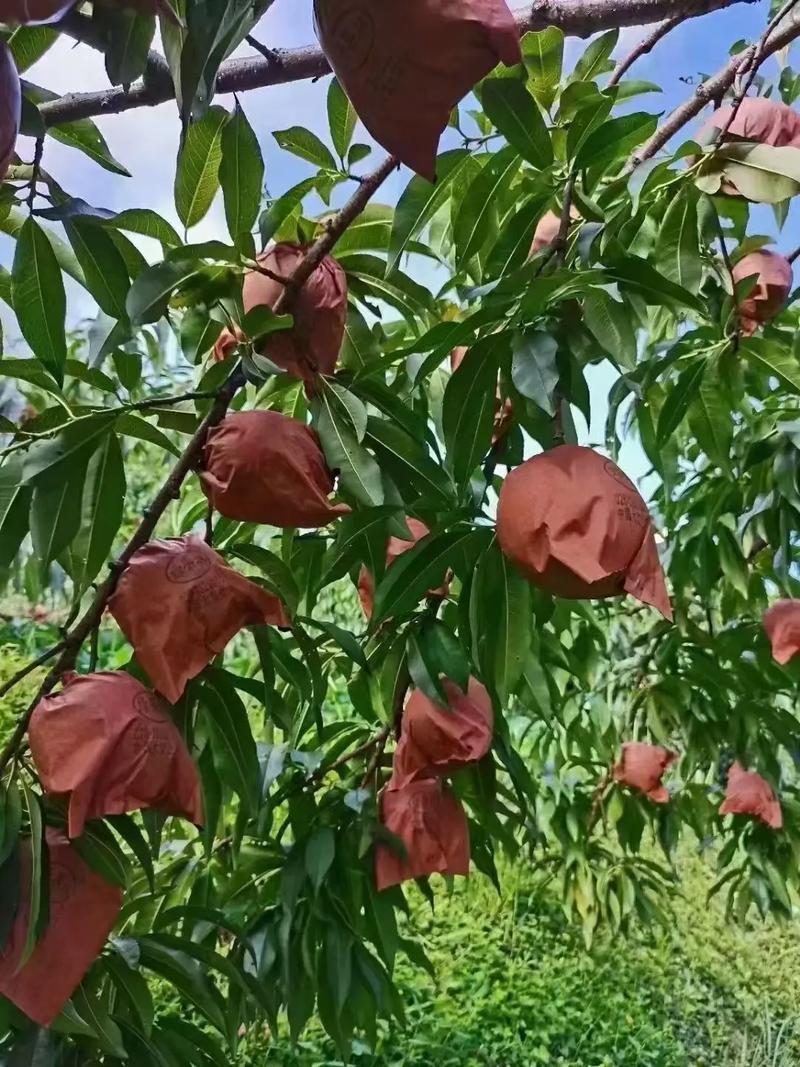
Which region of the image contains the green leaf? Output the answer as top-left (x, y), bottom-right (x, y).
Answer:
top-left (0, 459), bottom-right (32, 570)
top-left (481, 78), bottom-right (553, 169)
top-left (30, 461), bottom-right (86, 565)
top-left (105, 953), bottom-right (154, 1037)
top-left (0, 780), bottom-right (22, 868)
top-left (175, 106), bottom-right (228, 229)
top-left (105, 208), bottom-right (181, 248)
top-left (26, 83), bottom-right (131, 176)
top-left (522, 27), bottom-right (564, 110)
top-left (7, 26), bottom-right (58, 72)
top-left (136, 937), bottom-right (226, 1035)
top-left (259, 177), bottom-right (316, 245)
top-left (126, 259), bottom-right (199, 325)
top-left (472, 544), bottom-right (530, 703)
top-left (305, 827), bottom-right (335, 892)
top-left (18, 781), bottom-right (46, 971)
top-left (116, 413), bottom-right (181, 458)
top-left (73, 822), bottom-right (129, 888)
top-left (314, 384), bottom-right (384, 507)
top-left (273, 126), bottom-right (337, 171)
top-left (340, 306), bottom-right (380, 372)
top-left (11, 218), bottom-right (67, 385)
top-left (106, 813), bottom-right (155, 895)
top-left (656, 359), bottom-right (707, 444)
top-left (572, 29), bottom-right (618, 82)
top-left (583, 290), bottom-right (638, 371)
top-left (229, 543), bottom-right (300, 617)
top-left (372, 527), bottom-right (477, 623)
top-left (387, 149), bottom-right (468, 272)
top-left (688, 364), bottom-right (733, 470)
top-left (413, 619), bottom-right (470, 698)
top-left (327, 79), bottom-right (357, 159)
top-left (364, 419), bottom-right (453, 507)
top-left (743, 337), bottom-right (800, 394)
top-left (511, 330), bottom-right (559, 414)
top-left (577, 112), bottom-right (657, 172)
top-left (21, 415), bottom-right (115, 484)
top-left (443, 335), bottom-right (504, 487)
top-left (320, 506), bottom-right (403, 585)
top-left (72, 432), bottom-right (126, 593)
top-left (71, 985), bottom-right (128, 1060)
top-left (220, 100), bottom-right (264, 241)
top-left (716, 142), bottom-right (800, 203)
top-left (656, 188), bottom-right (702, 294)
top-left (454, 146), bottom-right (522, 266)
top-left (604, 255), bottom-right (705, 314)
top-left (200, 672), bottom-right (260, 816)
top-left (64, 218), bottom-right (131, 320)
top-left (99, 5), bottom-right (155, 86)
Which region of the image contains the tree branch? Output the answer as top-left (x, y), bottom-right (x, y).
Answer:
top-left (607, 13), bottom-right (685, 87)
top-left (0, 155), bottom-right (398, 777)
top-left (38, 0), bottom-right (756, 129)
top-left (630, 4), bottom-right (800, 166)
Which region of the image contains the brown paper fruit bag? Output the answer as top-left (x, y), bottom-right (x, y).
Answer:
top-left (213, 244), bottom-right (347, 386)
top-left (0, 44), bottom-right (21, 179)
top-left (764, 599), bottom-right (800, 665)
top-left (0, 0), bottom-right (74, 22)
top-left (313, 0), bottom-right (521, 181)
top-left (720, 761), bottom-right (782, 829)
top-left (375, 779), bottom-right (470, 890)
top-left (358, 518), bottom-right (451, 619)
top-left (0, 829), bottom-right (122, 1026)
top-left (732, 250), bottom-right (792, 335)
top-left (613, 742), bottom-right (676, 804)
top-left (109, 535), bottom-right (289, 704)
top-left (497, 445), bottom-right (672, 619)
top-left (394, 678), bottom-right (493, 782)
top-left (29, 671), bottom-right (203, 838)
top-left (701, 96), bottom-right (800, 150)
top-left (202, 410), bottom-right (350, 528)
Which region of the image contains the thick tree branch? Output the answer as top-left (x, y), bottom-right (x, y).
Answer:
top-left (631, 5), bottom-right (800, 166)
top-left (0, 155), bottom-right (398, 777)
top-left (39, 0), bottom-right (755, 129)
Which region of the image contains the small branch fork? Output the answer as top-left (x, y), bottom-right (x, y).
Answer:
top-left (607, 13), bottom-right (685, 87)
top-left (0, 154), bottom-right (398, 778)
top-left (630, 0), bottom-right (800, 167)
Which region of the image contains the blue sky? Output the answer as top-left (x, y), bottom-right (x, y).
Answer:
top-left (2, 0), bottom-right (796, 482)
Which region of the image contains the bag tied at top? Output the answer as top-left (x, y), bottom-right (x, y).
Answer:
top-left (763, 599), bottom-right (800, 665)
top-left (29, 671), bottom-right (203, 839)
top-left (213, 244), bottom-right (347, 388)
top-left (202, 410), bottom-right (350, 529)
top-left (497, 445), bottom-right (672, 620)
top-left (109, 535), bottom-right (289, 704)
top-left (314, 0), bottom-right (521, 181)
top-left (358, 518), bottom-right (450, 619)
top-left (613, 742), bottom-right (676, 804)
top-left (0, 44), bottom-right (20, 179)
top-left (376, 677), bottom-right (493, 890)
top-left (732, 251), bottom-right (792, 335)
top-left (0, 829), bottom-right (122, 1026)
top-left (720, 762), bottom-right (783, 829)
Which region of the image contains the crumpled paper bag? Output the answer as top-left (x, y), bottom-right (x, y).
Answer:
top-left (701, 96), bottom-right (800, 150)
top-left (720, 761), bottom-right (782, 829)
top-left (109, 535), bottom-right (288, 703)
top-left (763, 599), bottom-right (800, 665)
top-left (497, 445), bottom-right (672, 620)
top-left (213, 243), bottom-right (346, 387)
top-left (613, 742), bottom-right (675, 804)
top-left (0, 44), bottom-right (20, 179)
top-left (314, 0), bottom-right (521, 180)
top-left (202, 410), bottom-right (350, 528)
top-left (732, 250), bottom-right (792, 334)
top-left (394, 678), bottom-right (493, 782)
top-left (0, 829), bottom-right (122, 1026)
top-left (358, 517), bottom-right (450, 619)
top-left (29, 671), bottom-right (203, 838)
top-left (375, 779), bottom-right (470, 890)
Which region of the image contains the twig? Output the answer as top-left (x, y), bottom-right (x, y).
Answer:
top-left (204, 502), bottom-right (214, 547)
top-left (713, 207), bottom-right (741, 350)
top-left (0, 642), bottom-right (65, 703)
top-left (88, 626), bottom-right (99, 673)
top-left (550, 173), bottom-right (577, 448)
top-left (38, 0), bottom-right (755, 129)
top-left (245, 35), bottom-right (283, 66)
top-left (630, 5), bottom-right (800, 168)
top-left (0, 155), bottom-right (398, 777)
top-left (360, 730), bottom-right (391, 790)
top-left (127, 389), bottom-right (216, 412)
top-left (788, 245), bottom-right (800, 265)
top-left (608, 13), bottom-right (685, 87)
top-left (27, 139), bottom-right (44, 214)
top-left (311, 725), bottom-right (391, 783)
